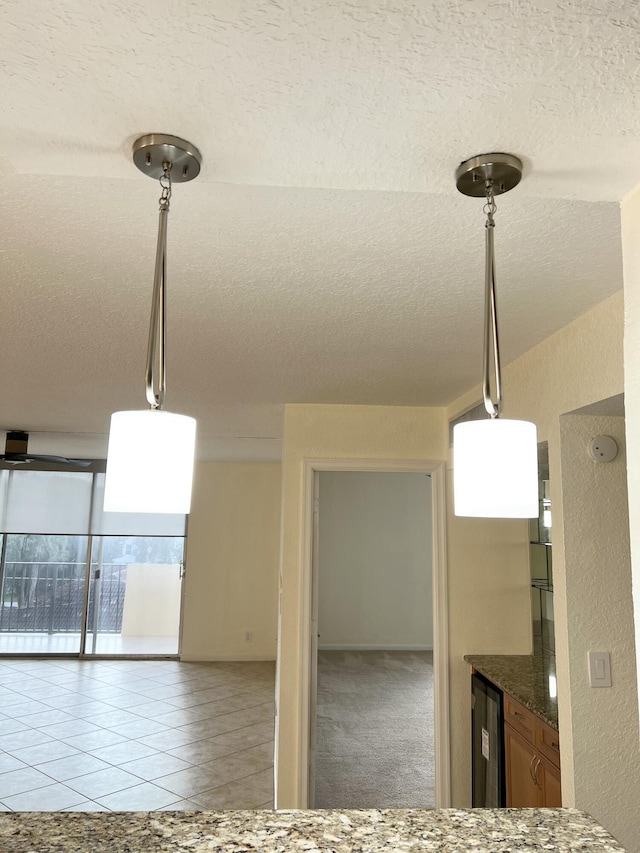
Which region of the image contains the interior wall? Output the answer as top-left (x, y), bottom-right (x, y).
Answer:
top-left (559, 414), bottom-right (639, 852)
top-left (275, 404), bottom-right (447, 807)
top-left (446, 291), bottom-right (625, 812)
top-left (445, 477), bottom-right (532, 808)
top-left (181, 462), bottom-right (281, 661)
top-left (621, 185), bottom-right (640, 721)
top-left (318, 471), bottom-right (432, 649)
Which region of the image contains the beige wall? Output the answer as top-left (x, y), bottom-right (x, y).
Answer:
top-left (275, 404), bottom-right (447, 807)
top-left (559, 414), bottom-right (638, 851)
top-left (181, 462), bottom-right (281, 661)
top-left (621, 186), bottom-right (640, 719)
top-left (445, 477), bottom-right (532, 806)
top-left (447, 292), bottom-right (626, 816)
top-left (318, 471), bottom-right (433, 649)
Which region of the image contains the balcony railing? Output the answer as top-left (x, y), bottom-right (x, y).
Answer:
top-left (0, 562), bottom-right (126, 634)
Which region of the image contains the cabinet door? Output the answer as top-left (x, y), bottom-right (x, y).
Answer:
top-left (535, 717), bottom-right (561, 769)
top-left (505, 723), bottom-right (539, 807)
top-left (538, 754), bottom-right (562, 806)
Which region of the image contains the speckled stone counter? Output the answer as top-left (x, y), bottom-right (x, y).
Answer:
top-left (0, 809), bottom-right (625, 852)
top-left (464, 651), bottom-right (558, 729)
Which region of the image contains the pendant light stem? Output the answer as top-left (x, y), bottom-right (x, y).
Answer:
top-left (145, 164), bottom-right (171, 410)
top-left (482, 183), bottom-right (503, 418)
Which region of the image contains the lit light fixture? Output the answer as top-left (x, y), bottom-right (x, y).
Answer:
top-left (453, 153), bottom-right (538, 518)
top-left (104, 135), bottom-right (201, 514)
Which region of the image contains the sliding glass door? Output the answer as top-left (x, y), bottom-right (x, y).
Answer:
top-left (0, 468), bottom-right (186, 657)
top-left (83, 535), bottom-right (184, 656)
top-left (0, 534), bottom-right (89, 654)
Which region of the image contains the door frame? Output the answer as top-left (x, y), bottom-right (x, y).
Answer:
top-left (298, 457), bottom-right (450, 807)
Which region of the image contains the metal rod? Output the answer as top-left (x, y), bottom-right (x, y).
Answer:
top-left (0, 530), bottom-right (8, 633)
top-left (79, 473), bottom-right (98, 656)
top-left (482, 189), bottom-right (503, 418)
top-left (91, 536), bottom-right (105, 656)
top-left (145, 194), bottom-right (169, 409)
top-left (489, 247), bottom-right (503, 414)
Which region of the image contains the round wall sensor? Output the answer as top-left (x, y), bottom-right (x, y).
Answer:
top-left (589, 435), bottom-right (618, 463)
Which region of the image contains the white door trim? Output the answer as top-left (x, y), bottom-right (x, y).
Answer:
top-left (298, 457), bottom-right (450, 808)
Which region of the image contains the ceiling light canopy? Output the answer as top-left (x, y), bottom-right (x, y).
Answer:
top-left (104, 135), bottom-right (201, 514)
top-left (452, 153), bottom-right (538, 519)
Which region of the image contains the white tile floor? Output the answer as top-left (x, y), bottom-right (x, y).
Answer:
top-left (0, 657), bottom-right (275, 811)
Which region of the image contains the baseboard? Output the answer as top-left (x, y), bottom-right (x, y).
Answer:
top-left (179, 653), bottom-right (277, 662)
top-left (317, 644), bottom-right (433, 652)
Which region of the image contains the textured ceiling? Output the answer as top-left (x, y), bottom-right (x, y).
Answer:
top-left (0, 1), bottom-right (634, 460)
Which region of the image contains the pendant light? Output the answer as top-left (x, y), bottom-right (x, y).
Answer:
top-left (103, 135), bottom-right (201, 514)
top-left (453, 153), bottom-right (538, 518)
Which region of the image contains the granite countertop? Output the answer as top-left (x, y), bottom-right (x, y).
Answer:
top-left (0, 809), bottom-right (625, 852)
top-left (464, 649), bottom-right (558, 729)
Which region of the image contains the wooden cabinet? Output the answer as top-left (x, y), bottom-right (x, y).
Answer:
top-left (504, 693), bottom-right (561, 807)
top-left (504, 724), bottom-right (539, 806)
top-left (539, 754), bottom-right (561, 806)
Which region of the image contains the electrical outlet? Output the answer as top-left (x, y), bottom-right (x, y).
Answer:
top-left (245, 631), bottom-right (253, 643)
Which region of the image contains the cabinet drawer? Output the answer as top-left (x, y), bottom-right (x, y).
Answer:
top-left (536, 718), bottom-right (560, 768)
top-left (504, 694), bottom-right (536, 743)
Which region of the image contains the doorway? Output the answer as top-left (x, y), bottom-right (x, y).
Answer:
top-left (301, 460), bottom-right (450, 807)
top-left (311, 469), bottom-right (434, 808)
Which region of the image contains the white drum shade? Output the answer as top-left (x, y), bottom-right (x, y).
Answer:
top-left (104, 410), bottom-right (196, 514)
top-left (453, 418), bottom-right (538, 518)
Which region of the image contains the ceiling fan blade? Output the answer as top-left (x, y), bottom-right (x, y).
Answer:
top-left (2, 431), bottom-right (93, 468)
top-left (0, 453), bottom-right (92, 468)
top-left (31, 454), bottom-right (92, 467)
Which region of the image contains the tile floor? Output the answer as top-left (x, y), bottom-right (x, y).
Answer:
top-left (0, 657), bottom-right (275, 811)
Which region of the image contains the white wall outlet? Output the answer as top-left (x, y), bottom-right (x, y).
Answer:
top-left (245, 631), bottom-right (253, 643)
top-left (588, 651), bottom-right (612, 687)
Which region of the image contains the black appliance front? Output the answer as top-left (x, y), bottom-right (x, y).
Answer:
top-left (471, 672), bottom-right (505, 807)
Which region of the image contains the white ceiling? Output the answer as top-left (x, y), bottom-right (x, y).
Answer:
top-left (0, 0), bottom-right (635, 461)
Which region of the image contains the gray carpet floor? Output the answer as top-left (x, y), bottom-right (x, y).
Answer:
top-left (314, 650), bottom-right (435, 809)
